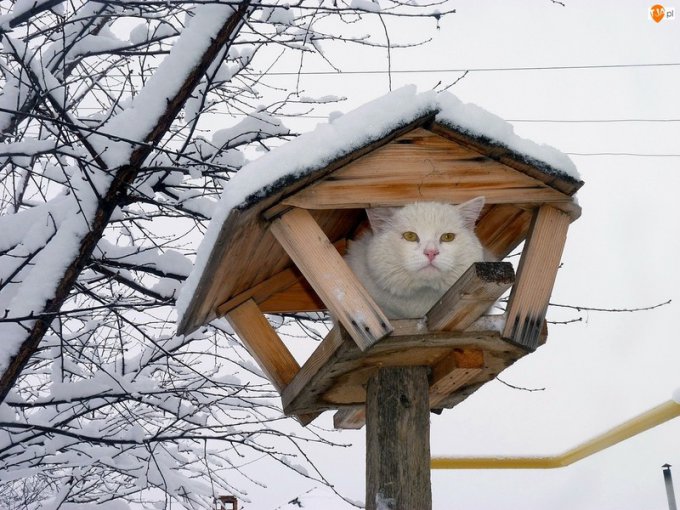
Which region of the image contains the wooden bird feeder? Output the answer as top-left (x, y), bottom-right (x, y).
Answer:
top-left (178, 97), bottom-right (582, 507)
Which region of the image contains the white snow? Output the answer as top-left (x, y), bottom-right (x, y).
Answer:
top-left (177, 85), bottom-right (579, 324)
top-left (259, 5), bottom-right (295, 28)
top-left (672, 387), bottom-right (680, 404)
top-left (351, 0), bottom-right (382, 13)
top-left (0, 72), bottom-right (22, 132)
top-left (0, 2), bottom-right (245, 378)
top-left (0, 0), bottom-right (64, 29)
top-left (435, 93), bottom-right (580, 180)
top-left (87, 4), bottom-right (240, 168)
top-left (376, 492), bottom-right (396, 510)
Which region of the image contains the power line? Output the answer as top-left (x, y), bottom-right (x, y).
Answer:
top-left (508, 118), bottom-right (680, 123)
top-left (567, 152), bottom-right (680, 157)
top-left (71, 108), bottom-right (680, 124)
top-left (246, 62), bottom-right (680, 76)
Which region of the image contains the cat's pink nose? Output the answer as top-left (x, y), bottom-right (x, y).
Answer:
top-left (424, 248), bottom-right (439, 262)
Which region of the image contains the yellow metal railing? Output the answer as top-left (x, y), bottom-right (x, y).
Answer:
top-left (432, 399), bottom-right (680, 470)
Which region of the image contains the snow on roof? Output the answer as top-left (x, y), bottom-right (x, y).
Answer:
top-left (176, 85), bottom-right (579, 324)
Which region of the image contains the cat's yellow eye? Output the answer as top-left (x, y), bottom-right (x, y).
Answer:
top-left (440, 232), bottom-right (456, 242)
top-left (402, 231), bottom-right (419, 242)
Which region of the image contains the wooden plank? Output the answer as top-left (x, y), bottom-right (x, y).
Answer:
top-left (225, 299), bottom-right (300, 393)
top-left (258, 280), bottom-right (326, 313)
top-left (178, 208), bottom-right (259, 334)
top-left (261, 115), bottom-right (437, 221)
top-left (281, 326), bottom-right (350, 414)
top-left (226, 299), bottom-right (319, 425)
top-left (280, 182), bottom-right (578, 216)
top-left (476, 204), bottom-right (532, 260)
top-left (226, 210), bottom-right (355, 312)
top-left (335, 348), bottom-right (486, 429)
top-left (270, 207), bottom-right (392, 351)
top-left (216, 268), bottom-right (299, 316)
top-left (429, 349), bottom-right (484, 408)
top-left (502, 205), bottom-right (570, 350)
top-left (272, 129), bottom-right (579, 218)
top-left (334, 406), bottom-right (366, 429)
top-left (366, 367), bottom-right (432, 510)
top-left (484, 209), bottom-right (533, 260)
top-left (281, 318), bottom-right (528, 417)
top-left (426, 262), bottom-right (515, 331)
top-left (430, 123), bottom-right (584, 196)
top-left (180, 199), bottom-right (359, 335)
top-left (216, 238), bottom-right (349, 316)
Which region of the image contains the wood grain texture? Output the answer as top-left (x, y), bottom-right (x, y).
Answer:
top-left (429, 349), bottom-right (484, 408)
top-left (427, 262), bottom-right (515, 331)
top-left (181, 122), bottom-right (581, 337)
top-left (334, 406), bottom-right (366, 429)
top-left (429, 123), bottom-right (584, 196)
top-left (216, 267), bottom-right (300, 316)
top-left (258, 280), bottom-right (326, 313)
top-left (503, 205), bottom-right (570, 349)
top-left (277, 129), bottom-right (580, 218)
top-left (180, 207), bottom-right (360, 334)
top-left (476, 204), bottom-right (533, 260)
top-left (270, 207), bottom-right (392, 351)
top-left (225, 299), bottom-right (300, 392)
top-left (366, 367), bottom-right (432, 510)
top-left (282, 318), bottom-right (528, 418)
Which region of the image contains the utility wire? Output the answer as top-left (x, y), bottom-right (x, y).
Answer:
top-left (69, 108), bottom-right (680, 123)
top-left (508, 118), bottom-right (680, 123)
top-left (245, 61), bottom-right (680, 76)
top-left (567, 152), bottom-right (680, 157)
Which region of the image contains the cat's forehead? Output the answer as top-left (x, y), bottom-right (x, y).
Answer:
top-left (394, 202), bottom-right (464, 229)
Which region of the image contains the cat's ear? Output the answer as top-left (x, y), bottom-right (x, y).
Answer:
top-left (457, 196), bottom-right (485, 230)
top-left (366, 207), bottom-right (398, 233)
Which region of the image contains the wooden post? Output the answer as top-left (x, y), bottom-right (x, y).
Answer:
top-left (366, 366), bottom-right (431, 510)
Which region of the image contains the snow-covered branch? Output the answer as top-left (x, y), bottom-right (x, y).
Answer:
top-left (0, 0), bottom-right (454, 507)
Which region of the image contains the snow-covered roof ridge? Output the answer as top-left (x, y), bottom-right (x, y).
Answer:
top-left (230, 85), bottom-right (440, 210)
top-left (226, 85), bottom-right (580, 214)
top-left (176, 85), bottom-right (580, 325)
top-left (434, 92), bottom-right (580, 183)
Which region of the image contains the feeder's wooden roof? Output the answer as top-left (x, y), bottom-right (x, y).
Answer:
top-left (177, 90), bottom-right (583, 336)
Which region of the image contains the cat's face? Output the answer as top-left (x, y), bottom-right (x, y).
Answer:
top-left (366, 199), bottom-right (484, 291)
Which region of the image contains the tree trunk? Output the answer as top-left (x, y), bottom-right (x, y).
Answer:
top-left (366, 366), bottom-right (432, 510)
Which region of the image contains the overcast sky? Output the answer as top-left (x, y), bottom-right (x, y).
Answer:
top-left (228, 1), bottom-right (680, 508)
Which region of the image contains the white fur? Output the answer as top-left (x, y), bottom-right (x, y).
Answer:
top-left (345, 199), bottom-right (485, 319)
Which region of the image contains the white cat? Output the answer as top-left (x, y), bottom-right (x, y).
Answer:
top-left (345, 198), bottom-right (485, 319)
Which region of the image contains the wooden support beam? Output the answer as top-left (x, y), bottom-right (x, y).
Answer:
top-left (334, 406), bottom-right (366, 429)
top-left (429, 349), bottom-right (484, 408)
top-left (334, 348), bottom-right (485, 429)
top-left (280, 186), bottom-right (580, 219)
top-left (270, 207), bottom-right (392, 351)
top-left (215, 238), bottom-right (349, 316)
top-left (225, 299), bottom-right (300, 393)
top-left (281, 317), bottom-right (527, 418)
top-left (366, 367), bottom-right (432, 510)
top-left (503, 205), bottom-right (570, 350)
top-left (226, 299), bottom-right (319, 425)
top-left (427, 262), bottom-right (515, 332)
